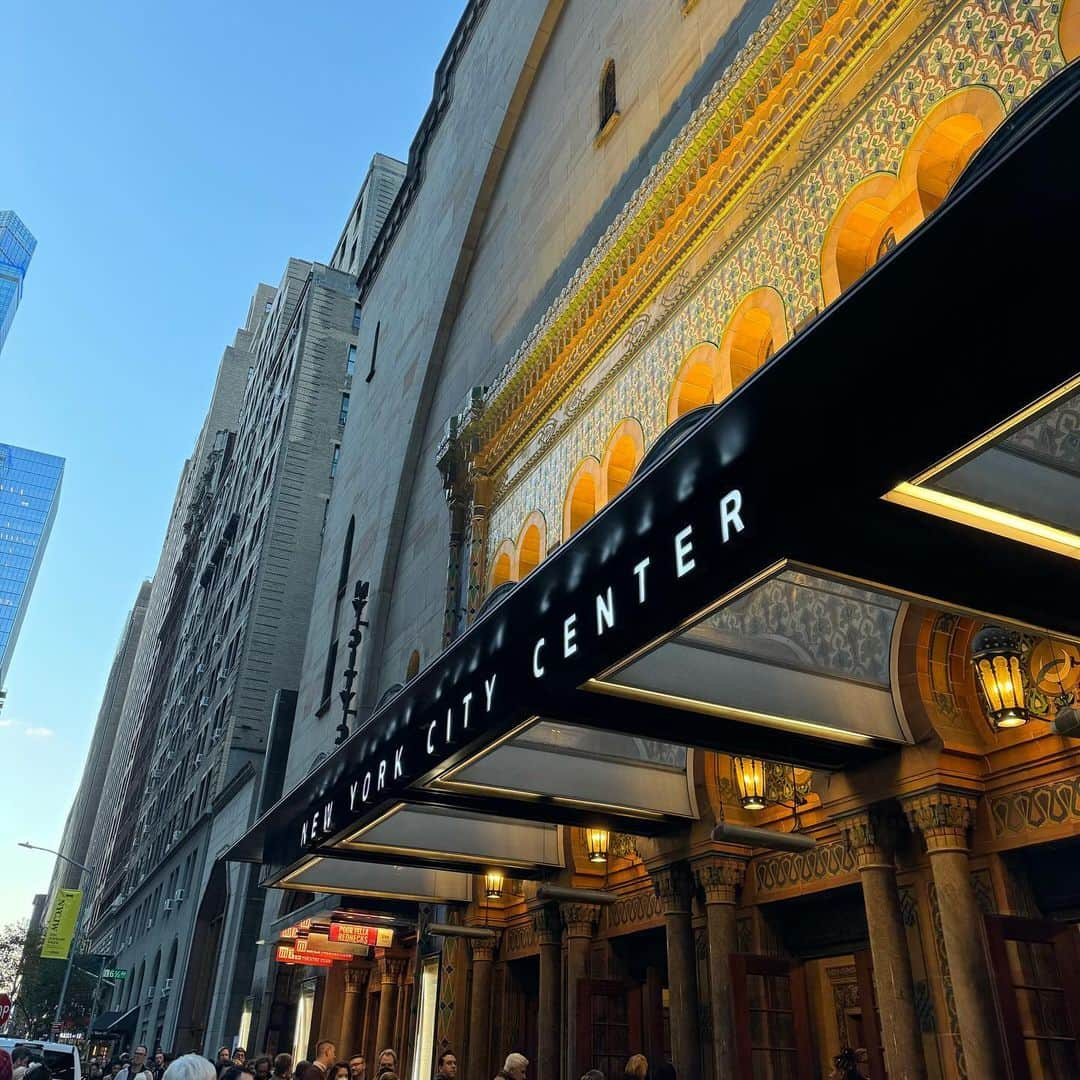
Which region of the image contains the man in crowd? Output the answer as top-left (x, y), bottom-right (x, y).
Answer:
top-left (373, 1051), bottom-right (396, 1077)
top-left (346, 1057), bottom-right (364, 1080)
top-left (309, 1043), bottom-right (336, 1078)
top-left (433, 1051), bottom-right (456, 1079)
top-left (232, 1053), bottom-right (246, 1070)
top-left (251, 1058), bottom-right (272, 1080)
top-left (117, 1046), bottom-right (150, 1080)
top-left (494, 1054), bottom-right (528, 1080)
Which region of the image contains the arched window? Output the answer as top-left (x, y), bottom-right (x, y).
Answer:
top-left (1063, 0), bottom-right (1079, 60)
top-left (516, 512), bottom-right (547, 579)
top-left (599, 60), bottom-right (618, 133)
top-left (406, 650), bottom-right (421, 681)
top-left (820, 174), bottom-right (903, 303)
top-left (601, 419), bottom-right (645, 502)
top-left (720, 288), bottom-right (789, 390)
top-left (564, 459), bottom-right (602, 538)
top-left (490, 541), bottom-right (516, 589)
top-left (668, 343), bottom-right (721, 423)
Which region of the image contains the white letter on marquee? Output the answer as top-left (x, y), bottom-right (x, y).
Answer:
top-left (446, 706), bottom-right (453, 743)
top-left (394, 745), bottom-right (405, 779)
top-left (323, 802), bottom-right (334, 834)
top-left (675, 525), bottom-right (695, 577)
top-left (563, 614), bottom-right (578, 657)
top-left (349, 780), bottom-right (359, 809)
top-left (596, 587), bottom-right (615, 636)
top-left (362, 771), bottom-right (372, 803)
top-left (720, 489), bottom-right (745, 542)
top-left (533, 638), bottom-right (546, 678)
top-left (485, 674), bottom-right (497, 711)
top-left (377, 759), bottom-right (387, 791)
top-left (634, 557), bottom-right (651, 603)
top-left (426, 721), bottom-right (437, 754)
top-left (462, 691), bottom-right (473, 728)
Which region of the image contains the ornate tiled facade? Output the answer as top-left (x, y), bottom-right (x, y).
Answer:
top-left (484, 0), bottom-right (1069, 564)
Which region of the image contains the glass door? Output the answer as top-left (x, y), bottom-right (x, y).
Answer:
top-left (985, 915), bottom-right (1080, 1078)
top-left (731, 955), bottom-right (814, 1079)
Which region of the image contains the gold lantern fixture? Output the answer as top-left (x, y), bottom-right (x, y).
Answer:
top-left (971, 625), bottom-right (1028, 729)
top-left (732, 756), bottom-right (768, 811)
top-left (584, 827), bottom-right (610, 864)
top-left (484, 870), bottom-right (505, 900)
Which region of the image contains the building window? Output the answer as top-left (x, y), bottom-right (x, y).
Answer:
top-left (352, 304), bottom-right (362, 332)
top-left (338, 393), bottom-right (350, 427)
top-left (346, 344), bottom-right (356, 377)
top-left (264, 300), bottom-right (273, 314)
top-left (599, 60), bottom-right (618, 134)
top-left (349, 238), bottom-right (358, 267)
top-left (330, 444), bottom-right (340, 479)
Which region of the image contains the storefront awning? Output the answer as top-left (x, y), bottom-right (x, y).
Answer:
top-left (229, 63), bottom-right (1079, 895)
top-left (91, 1005), bottom-right (140, 1035)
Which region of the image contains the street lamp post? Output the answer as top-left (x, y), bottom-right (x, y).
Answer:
top-left (18, 843), bottom-right (96, 1033)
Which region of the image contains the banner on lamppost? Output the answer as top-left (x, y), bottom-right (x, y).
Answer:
top-left (41, 889), bottom-right (83, 960)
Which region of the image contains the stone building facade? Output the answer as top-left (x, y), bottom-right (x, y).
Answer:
top-left (233, 1), bottom-right (1080, 1079)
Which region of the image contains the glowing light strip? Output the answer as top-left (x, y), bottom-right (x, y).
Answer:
top-left (433, 777), bottom-right (673, 819)
top-left (279, 856), bottom-right (469, 902)
top-left (584, 678), bottom-right (879, 746)
top-left (885, 483), bottom-right (1080, 562)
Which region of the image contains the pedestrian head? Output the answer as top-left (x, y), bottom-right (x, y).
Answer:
top-left (219, 1066), bottom-right (253, 1080)
top-left (435, 1051), bottom-right (456, 1078)
top-left (623, 1056), bottom-right (648, 1080)
top-left (345, 1056), bottom-right (363, 1080)
top-left (314, 1044), bottom-right (335, 1069)
top-left (375, 1050), bottom-right (396, 1074)
top-left (271, 1056), bottom-right (291, 1079)
top-left (231, 1053), bottom-right (246, 1068)
top-left (502, 1054), bottom-right (528, 1080)
top-left (251, 1058), bottom-right (271, 1080)
top-left (330, 1065), bottom-right (348, 1080)
top-left (581, 1071), bottom-right (605, 1080)
top-left (216, 1051), bottom-right (230, 1065)
top-left (293, 1061), bottom-right (310, 1080)
top-left (162, 1055), bottom-right (217, 1080)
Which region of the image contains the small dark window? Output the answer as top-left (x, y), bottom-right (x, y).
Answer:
top-left (599, 60), bottom-right (617, 132)
top-left (330, 444), bottom-right (340, 479)
top-left (366, 321), bottom-right (380, 383)
top-left (338, 393), bottom-right (350, 427)
top-left (352, 304), bottom-right (362, 332)
top-left (346, 344), bottom-right (356, 377)
top-left (349, 238), bottom-right (358, 266)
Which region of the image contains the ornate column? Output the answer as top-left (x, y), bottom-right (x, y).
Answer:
top-left (338, 966), bottom-right (369, 1058)
top-left (561, 902), bottom-right (600, 1079)
top-left (902, 789), bottom-right (1005, 1080)
top-left (838, 809), bottom-right (927, 1080)
top-left (651, 863), bottom-right (702, 1078)
top-left (693, 855), bottom-right (746, 1080)
top-left (467, 934), bottom-right (498, 1080)
top-left (529, 902), bottom-right (562, 1080)
top-left (374, 954), bottom-right (406, 1060)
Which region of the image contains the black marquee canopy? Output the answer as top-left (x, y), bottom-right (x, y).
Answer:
top-left (229, 67), bottom-right (1080, 898)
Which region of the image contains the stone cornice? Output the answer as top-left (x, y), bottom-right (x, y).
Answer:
top-left (475, 0), bottom-right (939, 482)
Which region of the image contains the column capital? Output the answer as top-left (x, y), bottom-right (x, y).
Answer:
top-left (836, 806), bottom-right (903, 870)
top-left (692, 855), bottom-right (746, 905)
top-left (901, 788), bottom-right (979, 853)
top-left (560, 902), bottom-right (601, 939)
top-left (527, 900), bottom-right (562, 947)
top-left (377, 953), bottom-right (408, 985)
top-left (650, 861), bottom-right (694, 915)
top-left (343, 966), bottom-right (369, 993)
top-left (468, 932), bottom-right (500, 963)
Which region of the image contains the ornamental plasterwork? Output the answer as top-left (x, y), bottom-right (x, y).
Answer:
top-left (485, 0), bottom-right (1067, 554)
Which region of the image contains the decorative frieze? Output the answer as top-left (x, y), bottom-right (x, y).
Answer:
top-left (988, 776), bottom-right (1080, 839)
top-left (753, 839), bottom-right (855, 894)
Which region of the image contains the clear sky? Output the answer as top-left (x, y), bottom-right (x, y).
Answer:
top-left (0, 0), bottom-right (465, 926)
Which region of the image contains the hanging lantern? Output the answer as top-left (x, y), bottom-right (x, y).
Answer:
top-left (971, 625), bottom-right (1028, 729)
top-left (484, 870), bottom-right (504, 900)
top-left (733, 756), bottom-right (768, 810)
top-left (584, 828), bottom-right (610, 864)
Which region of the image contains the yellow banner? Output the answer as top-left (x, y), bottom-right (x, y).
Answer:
top-left (41, 889), bottom-right (82, 960)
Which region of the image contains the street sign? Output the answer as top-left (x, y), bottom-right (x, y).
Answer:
top-left (102, 968), bottom-right (128, 980)
top-left (0, 992), bottom-right (12, 1025)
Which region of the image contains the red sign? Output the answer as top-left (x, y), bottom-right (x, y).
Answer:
top-left (328, 922), bottom-right (394, 947)
top-left (276, 944), bottom-right (336, 967)
top-left (0, 992), bottom-right (11, 1026)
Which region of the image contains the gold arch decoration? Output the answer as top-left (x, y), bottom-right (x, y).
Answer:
top-left (600, 418), bottom-right (646, 503)
top-left (1064, 0), bottom-right (1080, 60)
top-left (489, 540), bottom-right (516, 590)
top-left (516, 510), bottom-right (547, 579)
top-left (563, 457), bottom-right (602, 539)
top-left (719, 286), bottom-right (790, 390)
top-left (667, 342), bottom-right (722, 423)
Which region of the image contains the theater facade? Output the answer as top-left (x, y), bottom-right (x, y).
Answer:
top-left (231, 1), bottom-right (1080, 1078)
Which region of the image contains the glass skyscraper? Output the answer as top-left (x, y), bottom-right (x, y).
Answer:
top-left (0, 445), bottom-right (63, 686)
top-left (0, 210), bottom-right (37, 356)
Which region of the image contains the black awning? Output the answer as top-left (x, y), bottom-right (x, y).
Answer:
top-left (91, 1005), bottom-right (140, 1035)
top-left (229, 65), bottom-right (1080, 883)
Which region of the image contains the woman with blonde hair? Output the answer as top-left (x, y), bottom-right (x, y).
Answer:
top-left (622, 1056), bottom-right (647, 1080)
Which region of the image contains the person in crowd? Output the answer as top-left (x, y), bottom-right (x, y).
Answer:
top-left (434, 1051), bottom-right (456, 1079)
top-left (309, 1043), bottom-right (336, 1079)
top-left (293, 1060), bottom-right (311, 1080)
top-left (152, 1052), bottom-right (168, 1080)
top-left (622, 1056), bottom-right (647, 1080)
top-left (828, 1048), bottom-right (865, 1080)
top-left (162, 1055), bottom-right (217, 1080)
top-left (251, 1058), bottom-right (272, 1080)
top-left (232, 1054), bottom-right (246, 1069)
top-left (11, 1047), bottom-right (32, 1080)
top-left (329, 1065), bottom-right (348, 1080)
top-left (493, 1053), bottom-right (528, 1080)
top-left (271, 1056), bottom-right (292, 1080)
top-left (374, 1051), bottom-right (396, 1077)
top-left (346, 1055), bottom-right (364, 1080)
top-left (219, 1064), bottom-right (254, 1080)
top-left (0, 1048), bottom-right (12, 1080)
top-left (118, 1045), bottom-right (150, 1080)
top-left (581, 1071), bottom-right (605, 1080)
top-left (109, 1061), bottom-right (123, 1079)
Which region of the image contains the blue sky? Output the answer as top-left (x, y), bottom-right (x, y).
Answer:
top-left (0, 0), bottom-right (464, 926)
